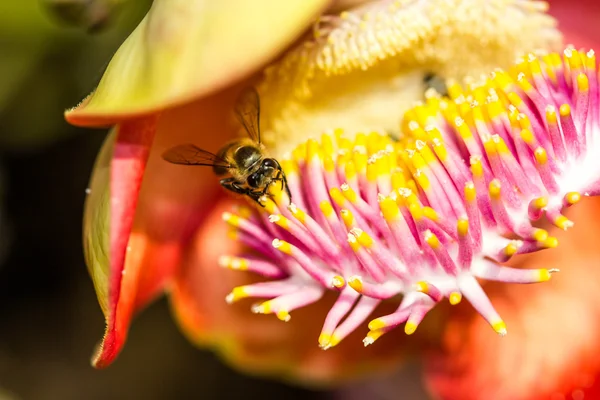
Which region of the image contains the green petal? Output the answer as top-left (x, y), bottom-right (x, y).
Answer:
top-left (66, 0), bottom-right (329, 126)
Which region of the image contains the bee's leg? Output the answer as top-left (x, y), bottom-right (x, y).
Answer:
top-left (280, 170), bottom-right (292, 203)
top-left (220, 177), bottom-right (252, 196)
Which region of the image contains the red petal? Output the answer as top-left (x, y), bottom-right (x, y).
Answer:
top-left (424, 198), bottom-right (600, 399)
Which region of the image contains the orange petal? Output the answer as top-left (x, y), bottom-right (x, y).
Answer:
top-left (84, 117), bottom-right (157, 367)
top-left (85, 86), bottom-right (242, 368)
top-left (424, 197), bottom-right (600, 399)
top-left (65, 0), bottom-right (330, 126)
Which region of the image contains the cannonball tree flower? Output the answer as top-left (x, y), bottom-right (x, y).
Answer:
top-left (66, 0), bottom-right (579, 388)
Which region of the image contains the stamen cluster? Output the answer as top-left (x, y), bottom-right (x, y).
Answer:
top-left (221, 48), bottom-right (600, 349)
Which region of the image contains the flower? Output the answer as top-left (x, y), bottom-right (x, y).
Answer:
top-left (221, 47), bottom-right (600, 350)
top-left (66, 0), bottom-right (588, 389)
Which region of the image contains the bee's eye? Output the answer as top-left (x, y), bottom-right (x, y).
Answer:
top-left (247, 173), bottom-right (262, 188)
top-left (262, 158), bottom-right (277, 169)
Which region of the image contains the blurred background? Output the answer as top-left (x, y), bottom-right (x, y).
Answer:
top-left (0, 1), bottom-right (339, 399)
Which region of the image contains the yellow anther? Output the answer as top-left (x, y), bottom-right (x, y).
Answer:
top-left (222, 212), bottom-right (240, 227)
top-left (323, 155), bottom-right (335, 172)
top-left (340, 209), bottom-right (355, 228)
top-left (532, 196), bottom-right (548, 210)
top-left (565, 191), bottom-right (581, 205)
top-left (413, 170), bottom-right (431, 191)
top-left (226, 228), bottom-right (238, 240)
top-left (367, 132), bottom-right (382, 155)
top-left (424, 230), bottom-right (440, 249)
top-left (292, 141), bottom-right (307, 163)
top-left (355, 229), bottom-right (374, 248)
top-left (494, 136), bottom-right (510, 154)
top-left (546, 106), bottom-right (558, 125)
top-left (457, 218), bottom-right (469, 236)
top-left (348, 275), bottom-right (363, 292)
top-left (326, 334), bottom-right (342, 348)
top-left (415, 281), bottom-right (429, 293)
top-left (380, 197), bottom-right (400, 221)
top-left (532, 228), bottom-right (549, 242)
top-left (507, 92), bottom-right (524, 107)
top-left (272, 239), bottom-right (293, 255)
top-left (353, 151), bottom-right (368, 172)
top-left (464, 182), bottom-right (477, 202)
top-left (538, 269), bottom-right (552, 282)
top-left (321, 134), bottom-right (334, 156)
top-left (226, 286), bottom-right (248, 303)
top-left (332, 275), bottom-right (345, 289)
top-left (504, 242), bottom-right (519, 257)
top-left (347, 233), bottom-right (360, 252)
top-left (409, 202), bottom-right (424, 221)
top-left (543, 236), bottom-right (559, 248)
top-left (559, 104), bottom-right (571, 117)
top-left (449, 292), bottom-right (462, 305)
top-left (261, 197), bottom-right (277, 214)
top-left (404, 322), bottom-right (418, 335)
top-left (345, 160), bottom-right (357, 180)
top-left (307, 139), bottom-right (320, 161)
top-left (534, 147), bottom-right (548, 165)
top-left (237, 206), bottom-right (253, 219)
top-left (318, 333), bottom-right (332, 348)
top-left (341, 184), bottom-right (358, 203)
top-left (366, 161), bottom-right (378, 182)
top-left (280, 159), bottom-right (298, 175)
top-left (577, 73), bottom-right (590, 92)
top-left (423, 206), bottom-right (438, 221)
top-left (276, 310), bottom-right (291, 322)
top-left (354, 132), bottom-right (367, 148)
top-left (329, 187), bottom-right (346, 207)
top-left (319, 201), bottom-right (335, 217)
top-left (470, 158), bottom-right (484, 178)
top-left (391, 170), bottom-right (406, 190)
top-left (288, 203), bottom-right (307, 223)
top-left (368, 318), bottom-right (386, 331)
top-left (492, 320), bottom-right (507, 336)
top-left (554, 215), bottom-right (573, 230)
top-left (489, 179), bottom-right (502, 199)
top-left (520, 128), bottom-right (535, 144)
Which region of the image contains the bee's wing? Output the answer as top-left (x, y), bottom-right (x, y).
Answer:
top-left (162, 144), bottom-right (232, 168)
top-left (234, 87), bottom-right (261, 144)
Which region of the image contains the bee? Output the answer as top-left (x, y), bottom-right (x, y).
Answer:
top-left (162, 87), bottom-right (291, 205)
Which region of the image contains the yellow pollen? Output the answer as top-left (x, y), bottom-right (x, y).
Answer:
top-left (347, 234), bottom-right (360, 252)
top-left (272, 238), bottom-right (293, 255)
top-left (326, 334), bottom-right (342, 349)
top-left (538, 269), bottom-right (552, 282)
top-left (348, 275), bottom-right (363, 292)
top-left (353, 151), bottom-right (368, 173)
top-left (341, 183), bottom-right (359, 203)
top-left (489, 179), bottom-right (502, 199)
top-left (464, 182), bottom-right (477, 202)
top-left (565, 191), bottom-right (581, 205)
top-left (554, 215), bottom-right (573, 230)
top-left (577, 73), bottom-right (590, 91)
top-left (449, 292), bottom-right (462, 305)
top-left (470, 158), bottom-right (483, 178)
top-left (364, 329), bottom-right (385, 346)
top-left (532, 196), bottom-right (548, 210)
top-left (368, 318), bottom-right (386, 331)
top-left (492, 320), bottom-right (507, 336)
top-left (222, 212), bottom-right (240, 227)
top-left (424, 230), bottom-right (440, 249)
top-left (355, 229), bottom-right (374, 248)
top-left (321, 134), bottom-right (334, 156)
top-left (269, 214), bottom-right (290, 229)
top-left (340, 209), bottom-right (355, 228)
top-left (276, 310), bottom-right (291, 322)
top-left (380, 197), bottom-right (400, 221)
top-left (409, 202), bottom-right (424, 221)
top-left (546, 106), bottom-right (558, 125)
top-left (534, 147), bottom-right (548, 165)
top-left (307, 139), bottom-right (320, 161)
top-left (457, 218), bottom-right (469, 236)
top-left (507, 92), bottom-right (524, 107)
top-left (391, 170), bottom-right (406, 189)
top-left (423, 207), bottom-right (439, 221)
top-left (532, 228), bottom-right (549, 242)
top-left (404, 322), bottom-right (418, 335)
top-left (319, 201), bottom-right (335, 217)
top-left (415, 281), bottom-right (429, 293)
top-left (288, 204), bottom-right (307, 223)
top-left (520, 128), bottom-right (535, 145)
top-left (345, 160), bottom-right (357, 180)
top-left (504, 241), bottom-right (519, 257)
top-left (292, 142), bottom-right (306, 164)
top-left (332, 275), bottom-right (345, 289)
top-left (261, 197), bottom-right (277, 214)
top-left (366, 160), bottom-right (378, 182)
top-left (559, 103), bottom-right (571, 117)
top-left (318, 333), bottom-right (331, 348)
top-left (329, 187), bottom-right (346, 207)
top-left (280, 159), bottom-right (297, 175)
top-left (543, 236), bottom-right (559, 248)
top-left (226, 287), bottom-right (248, 303)
top-left (323, 155), bottom-right (335, 172)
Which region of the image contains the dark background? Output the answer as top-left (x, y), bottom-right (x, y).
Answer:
top-left (0, 1), bottom-right (332, 399)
